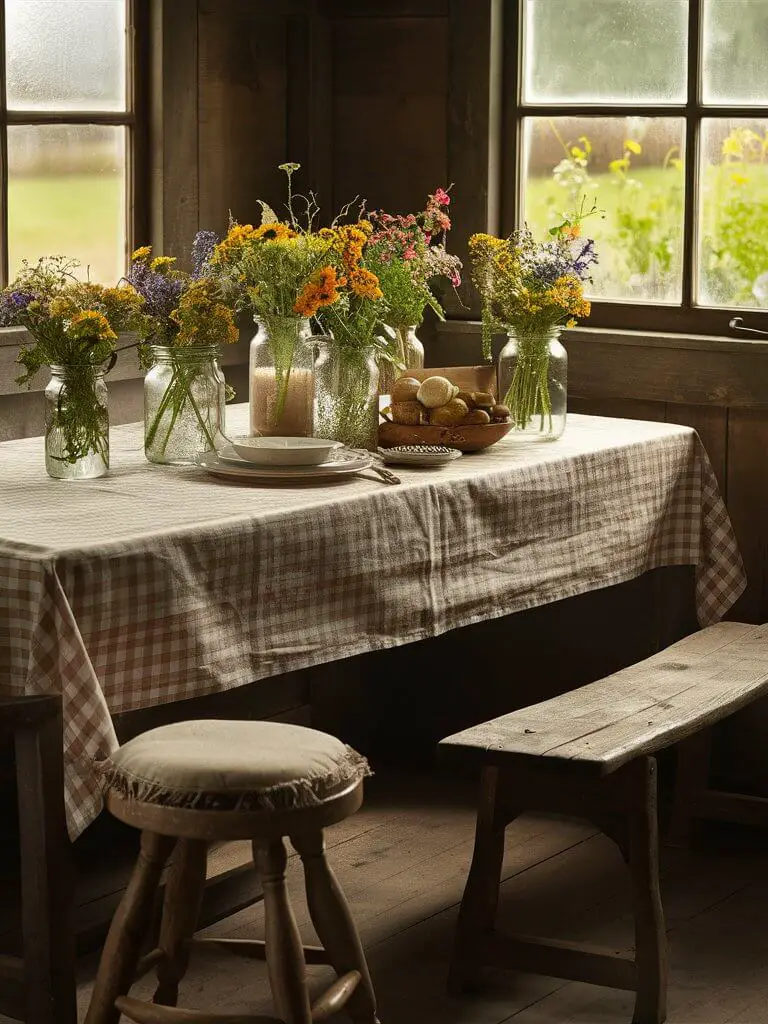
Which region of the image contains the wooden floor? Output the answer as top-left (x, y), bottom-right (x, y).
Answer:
top-left (12, 767), bottom-right (768, 1024)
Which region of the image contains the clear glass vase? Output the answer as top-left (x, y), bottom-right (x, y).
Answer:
top-left (378, 324), bottom-right (425, 396)
top-left (144, 345), bottom-right (226, 465)
top-left (498, 327), bottom-right (567, 440)
top-left (313, 340), bottom-right (380, 451)
top-left (45, 364), bottom-right (109, 480)
top-left (249, 315), bottom-right (315, 436)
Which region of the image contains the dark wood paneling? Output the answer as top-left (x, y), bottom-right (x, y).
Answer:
top-left (726, 409), bottom-right (768, 625)
top-left (151, 0), bottom-right (199, 263)
top-left (568, 397), bottom-right (666, 423)
top-left (198, 0), bottom-right (289, 233)
top-left (665, 405), bottom-right (728, 492)
top-left (446, 0), bottom-right (503, 314)
top-left (332, 16), bottom-right (448, 213)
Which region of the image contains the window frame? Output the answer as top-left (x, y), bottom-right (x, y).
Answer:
top-left (0, 0), bottom-right (149, 287)
top-left (501, 0), bottom-right (768, 338)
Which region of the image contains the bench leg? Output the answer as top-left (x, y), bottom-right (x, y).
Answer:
top-left (627, 757), bottom-right (668, 1024)
top-left (154, 839), bottom-right (208, 1006)
top-left (668, 730), bottom-right (713, 846)
top-left (448, 766), bottom-right (507, 995)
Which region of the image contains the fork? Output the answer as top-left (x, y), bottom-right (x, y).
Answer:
top-left (343, 448), bottom-right (401, 485)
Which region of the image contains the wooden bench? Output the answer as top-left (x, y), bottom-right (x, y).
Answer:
top-left (439, 621), bottom-right (768, 1024)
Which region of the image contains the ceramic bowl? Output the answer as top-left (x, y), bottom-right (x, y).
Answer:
top-left (230, 436), bottom-right (343, 466)
top-left (378, 421), bottom-right (513, 453)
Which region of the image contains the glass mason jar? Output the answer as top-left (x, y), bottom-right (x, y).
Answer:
top-left (313, 340), bottom-right (380, 451)
top-left (377, 324), bottom-right (425, 396)
top-left (249, 315), bottom-right (314, 436)
top-left (144, 344), bottom-right (226, 465)
top-left (45, 364), bottom-right (109, 480)
top-left (497, 327), bottom-right (567, 440)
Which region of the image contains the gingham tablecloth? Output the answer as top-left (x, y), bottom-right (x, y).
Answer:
top-left (0, 405), bottom-right (745, 837)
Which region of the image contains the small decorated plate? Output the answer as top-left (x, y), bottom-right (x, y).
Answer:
top-left (377, 445), bottom-right (463, 467)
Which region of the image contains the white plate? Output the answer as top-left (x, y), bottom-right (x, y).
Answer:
top-left (215, 444), bottom-right (366, 472)
top-left (230, 435), bottom-right (342, 466)
top-left (378, 445), bottom-right (463, 467)
top-left (197, 450), bottom-right (373, 482)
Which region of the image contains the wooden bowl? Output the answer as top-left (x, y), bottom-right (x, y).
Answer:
top-left (378, 420), bottom-right (513, 453)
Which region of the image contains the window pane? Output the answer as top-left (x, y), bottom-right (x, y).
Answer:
top-left (521, 117), bottom-right (685, 303)
top-left (698, 119), bottom-right (768, 309)
top-left (8, 125), bottom-right (126, 285)
top-left (6, 0), bottom-right (126, 112)
top-left (522, 0), bottom-right (688, 104)
top-left (702, 0), bottom-right (768, 105)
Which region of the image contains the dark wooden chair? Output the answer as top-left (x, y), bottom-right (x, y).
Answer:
top-left (0, 695), bottom-right (76, 1024)
top-left (440, 621), bottom-right (768, 1024)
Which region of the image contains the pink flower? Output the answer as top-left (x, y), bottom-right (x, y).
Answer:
top-left (433, 187), bottom-right (451, 207)
top-left (403, 246), bottom-right (416, 261)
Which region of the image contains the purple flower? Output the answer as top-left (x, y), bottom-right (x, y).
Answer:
top-left (0, 289), bottom-right (37, 327)
top-left (127, 262), bottom-right (183, 319)
top-left (191, 230), bottom-right (219, 279)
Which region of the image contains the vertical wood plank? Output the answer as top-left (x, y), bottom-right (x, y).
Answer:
top-left (446, 0), bottom-right (502, 314)
top-left (151, 0), bottom-right (199, 262)
top-left (331, 15), bottom-right (448, 215)
top-left (198, 0), bottom-right (289, 234)
top-left (725, 408), bottom-right (768, 625)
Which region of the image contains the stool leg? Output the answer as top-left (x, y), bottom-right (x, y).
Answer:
top-left (254, 838), bottom-right (312, 1024)
top-left (291, 830), bottom-right (379, 1024)
top-left (154, 839), bottom-right (208, 1006)
top-left (628, 757), bottom-right (668, 1024)
top-left (448, 766), bottom-right (506, 995)
top-left (85, 831), bottom-right (175, 1024)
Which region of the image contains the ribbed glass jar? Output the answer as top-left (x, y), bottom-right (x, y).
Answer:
top-left (313, 340), bottom-right (380, 451)
top-left (377, 324), bottom-right (425, 396)
top-left (144, 345), bottom-right (226, 465)
top-left (249, 315), bottom-right (314, 436)
top-left (497, 327), bottom-right (567, 440)
top-left (44, 364), bottom-right (109, 480)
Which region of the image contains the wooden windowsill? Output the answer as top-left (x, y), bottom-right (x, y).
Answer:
top-left (435, 320), bottom-right (768, 357)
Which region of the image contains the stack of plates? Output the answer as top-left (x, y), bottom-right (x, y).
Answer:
top-left (196, 437), bottom-right (373, 482)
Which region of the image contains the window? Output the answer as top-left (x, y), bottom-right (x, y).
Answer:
top-left (506, 0), bottom-right (768, 335)
top-left (0, 0), bottom-right (145, 286)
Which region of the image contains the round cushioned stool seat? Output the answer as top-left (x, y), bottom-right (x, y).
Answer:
top-left (97, 719), bottom-right (370, 820)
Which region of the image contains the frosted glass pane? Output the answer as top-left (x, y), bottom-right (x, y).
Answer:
top-left (8, 125), bottom-right (126, 284)
top-left (523, 0), bottom-right (688, 104)
top-left (698, 119), bottom-right (768, 309)
top-left (702, 0), bottom-right (768, 105)
top-left (6, 0), bottom-right (126, 112)
top-left (522, 117), bottom-right (685, 303)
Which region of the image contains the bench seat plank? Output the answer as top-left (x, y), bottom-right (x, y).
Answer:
top-left (440, 622), bottom-right (768, 775)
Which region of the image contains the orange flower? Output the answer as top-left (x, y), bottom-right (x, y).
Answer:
top-left (348, 267), bottom-right (382, 301)
top-left (293, 265), bottom-right (343, 317)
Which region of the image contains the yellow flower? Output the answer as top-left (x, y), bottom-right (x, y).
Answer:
top-left (731, 172), bottom-right (749, 186)
top-left (624, 140), bottom-right (642, 155)
top-left (253, 222), bottom-right (298, 242)
top-left (68, 310), bottom-right (117, 342)
top-left (131, 245), bottom-right (152, 261)
top-left (150, 256), bottom-right (177, 272)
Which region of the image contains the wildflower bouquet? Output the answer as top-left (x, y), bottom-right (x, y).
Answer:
top-left (209, 162), bottom-right (348, 434)
top-left (0, 257), bottom-right (141, 474)
top-left (469, 211), bottom-right (598, 435)
top-left (127, 236), bottom-right (239, 463)
top-left (366, 188), bottom-right (462, 387)
top-left (312, 225), bottom-right (392, 448)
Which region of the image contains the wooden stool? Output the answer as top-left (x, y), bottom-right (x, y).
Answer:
top-left (85, 720), bottom-right (379, 1024)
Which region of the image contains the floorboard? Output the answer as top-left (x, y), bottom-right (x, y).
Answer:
top-left (6, 768), bottom-right (768, 1024)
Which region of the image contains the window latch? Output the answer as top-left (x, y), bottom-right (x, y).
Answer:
top-left (729, 317), bottom-right (768, 338)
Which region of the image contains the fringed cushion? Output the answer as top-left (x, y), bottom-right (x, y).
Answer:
top-left (95, 720), bottom-right (371, 813)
